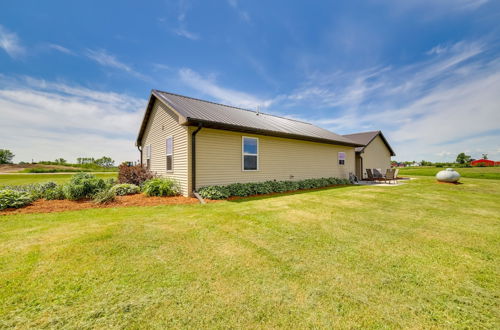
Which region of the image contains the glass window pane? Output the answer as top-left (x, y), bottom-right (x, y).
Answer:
top-left (166, 155), bottom-right (173, 171)
top-left (166, 138), bottom-right (173, 155)
top-left (244, 155), bottom-right (257, 170)
top-left (243, 138), bottom-right (257, 154)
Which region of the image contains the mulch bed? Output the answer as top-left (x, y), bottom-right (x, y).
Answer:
top-left (1, 194), bottom-right (217, 215)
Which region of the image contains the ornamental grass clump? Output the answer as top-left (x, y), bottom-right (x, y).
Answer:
top-left (110, 183), bottom-right (140, 196)
top-left (142, 178), bottom-right (180, 197)
top-left (92, 188), bottom-right (116, 204)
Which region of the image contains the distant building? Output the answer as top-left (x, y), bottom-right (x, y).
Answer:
top-left (471, 159), bottom-right (496, 166)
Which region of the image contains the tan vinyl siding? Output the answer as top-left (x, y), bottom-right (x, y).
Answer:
top-left (141, 100), bottom-right (190, 196)
top-left (361, 135), bottom-right (392, 177)
top-left (194, 128), bottom-right (355, 189)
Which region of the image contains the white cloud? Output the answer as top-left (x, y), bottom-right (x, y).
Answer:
top-left (281, 40), bottom-right (499, 161)
top-left (381, 0), bottom-right (489, 13)
top-left (48, 43), bottom-right (74, 55)
top-left (0, 25), bottom-right (25, 58)
top-left (173, 0), bottom-right (200, 40)
top-left (178, 68), bottom-right (272, 109)
top-left (85, 48), bottom-right (148, 80)
top-left (227, 0), bottom-right (251, 22)
top-left (174, 28), bottom-right (199, 40)
top-left (0, 76), bottom-right (146, 163)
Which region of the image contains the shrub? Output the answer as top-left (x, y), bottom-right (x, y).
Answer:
top-left (197, 185), bottom-right (230, 200)
top-left (2, 182), bottom-right (60, 200)
top-left (198, 177), bottom-right (349, 200)
top-left (142, 178), bottom-right (180, 197)
top-left (92, 188), bottom-right (116, 204)
top-left (43, 185), bottom-right (65, 200)
top-left (118, 164), bottom-right (155, 186)
top-left (62, 173), bottom-right (107, 200)
top-left (0, 189), bottom-right (33, 210)
top-left (110, 183), bottom-right (140, 196)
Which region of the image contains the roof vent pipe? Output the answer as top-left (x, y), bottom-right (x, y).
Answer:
top-left (256, 105), bottom-right (260, 116)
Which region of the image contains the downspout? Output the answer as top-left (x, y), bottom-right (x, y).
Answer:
top-left (191, 124), bottom-right (204, 202)
top-left (137, 145), bottom-right (143, 166)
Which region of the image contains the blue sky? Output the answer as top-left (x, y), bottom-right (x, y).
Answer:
top-left (1, 0), bottom-right (499, 163)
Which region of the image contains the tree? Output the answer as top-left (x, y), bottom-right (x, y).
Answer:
top-left (55, 158), bottom-right (67, 164)
top-left (456, 152), bottom-right (471, 164)
top-left (95, 156), bottom-right (115, 168)
top-left (482, 154), bottom-right (488, 160)
top-left (0, 149), bottom-right (15, 164)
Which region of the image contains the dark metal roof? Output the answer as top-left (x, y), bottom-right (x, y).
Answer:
top-left (342, 130), bottom-right (396, 156)
top-left (136, 90), bottom-right (363, 147)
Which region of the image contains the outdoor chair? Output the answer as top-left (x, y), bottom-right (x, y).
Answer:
top-left (366, 168), bottom-right (375, 181)
top-left (393, 168), bottom-right (399, 184)
top-left (373, 168), bottom-right (383, 179)
top-left (384, 168), bottom-right (396, 184)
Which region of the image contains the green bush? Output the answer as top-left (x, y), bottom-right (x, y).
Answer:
top-left (2, 182), bottom-right (60, 200)
top-left (142, 178), bottom-right (180, 197)
top-left (92, 188), bottom-right (116, 204)
top-left (43, 185), bottom-right (65, 200)
top-left (110, 183), bottom-right (140, 196)
top-left (198, 177), bottom-right (350, 199)
top-left (62, 173), bottom-right (107, 200)
top-left (0, 189), bottom-right (34, 210)
top-left (197, 185), bottom-right (230, 200)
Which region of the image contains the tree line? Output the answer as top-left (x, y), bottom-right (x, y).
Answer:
top-left (0, 149), bottom-right (115, 167)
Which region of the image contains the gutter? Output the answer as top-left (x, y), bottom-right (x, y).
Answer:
top-left (191, 124), bottom-right (205, 203)
top-left (184, 118), bottom-right (363, 148)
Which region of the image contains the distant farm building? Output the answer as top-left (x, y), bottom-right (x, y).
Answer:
top-left (471, 159), bottom-right (498, 166)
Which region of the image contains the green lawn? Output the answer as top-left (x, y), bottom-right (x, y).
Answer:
top-left (1, 177), bottom-right (499, 328)
top-left (398, 166), bottom-right (500, 180)
top-left (0, 173), bottom-right (117, 186)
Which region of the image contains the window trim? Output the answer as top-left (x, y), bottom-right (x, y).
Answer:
top-left (242, 136), bottom-right (259, 171)
top-left (166, 136), bottom-right (173, 172)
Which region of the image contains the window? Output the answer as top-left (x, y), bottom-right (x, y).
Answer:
top-left (166, 136), bottom-right (173, 172)
top-left (338, 152), bottom-right (345, 165)
top-left (145, 145), bottom-right (151, 169)
top-left (242, 137), bottom-right (258, 171)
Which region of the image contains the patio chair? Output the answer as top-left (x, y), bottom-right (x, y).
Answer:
top-left (366, 168), bottom-right (375, 181)
top-left (373, 168), bottom-right (383, 179)
top-left (384, 168), bottom-right (396, 184)
top-left (393, 168), bottom-right (399, 184)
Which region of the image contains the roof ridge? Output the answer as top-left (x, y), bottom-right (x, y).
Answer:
top-left (343, 130), bottom-right (380, 136)
top-left (154, 89), bottom-right (313, 125)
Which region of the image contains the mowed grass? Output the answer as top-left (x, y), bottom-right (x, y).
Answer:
top-left (399, 166), bottom-right (500, 180)
top-left (1, 177), bottom-right (499, 328)
top-left (0, 173), bottom-right (117, 186)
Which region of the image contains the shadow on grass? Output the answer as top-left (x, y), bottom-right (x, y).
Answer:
top-left (227, 184), bottom-right (359, 203)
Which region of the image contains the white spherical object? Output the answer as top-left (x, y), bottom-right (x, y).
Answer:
top-left (436, 168), bottom-right (461, 183)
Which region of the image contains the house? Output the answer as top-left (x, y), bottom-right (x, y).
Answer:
top-left (471, 159), bottom-right (496, 166)
top-left (342, 131), bottom-right (396, 179)
top-left (136, 90), bottom-right (370, 197)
